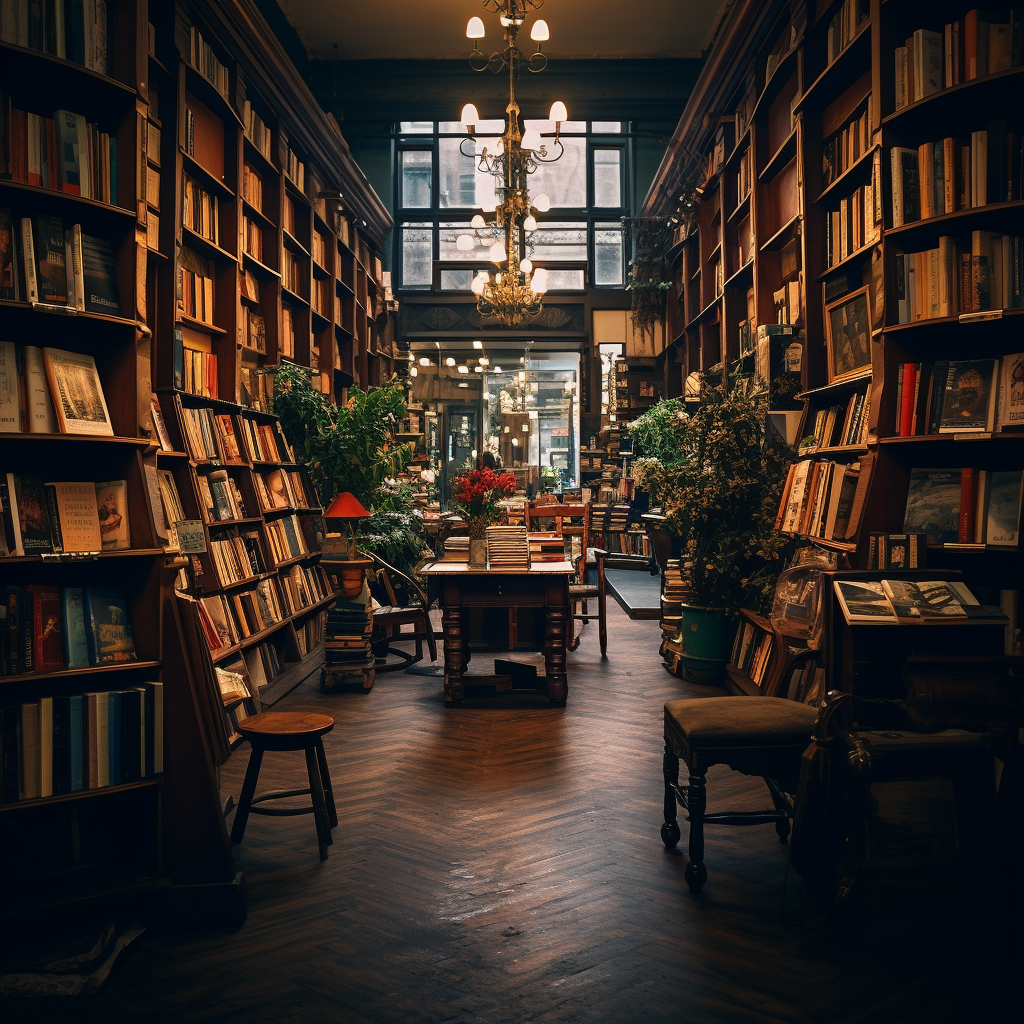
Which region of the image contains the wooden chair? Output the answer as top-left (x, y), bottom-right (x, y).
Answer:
top-left (231, 711), bottom-right (338, 861)
top-left (364, 551), bottom-right (437, 672)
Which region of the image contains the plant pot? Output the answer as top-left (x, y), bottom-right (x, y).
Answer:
top-left (468, 538), bottom-right (487, 568)
top-left (678, 604), bottom-right (732, 682)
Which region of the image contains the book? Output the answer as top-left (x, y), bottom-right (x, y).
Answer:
top-left (0, 208), bottom-right (19, 301)
top-left (985, 470), bottom-right (1023, 546)
top-left (42, 347), bottom-right (113, 435)
top-left (996, 351), bottom-right (1024, 430)
top-left (903, 468), bottom-right (962, 544)
top-left (833, 580), bottom-right (898, 624)
top-left (95, 479), bottom-right (130, 549)
top-left (19, 216), bottom-right (38, 301)
top-left (80, 232), bottom-right (120, 314)
top-left (46, 480), bottom-right (101, 551)
top-left (84, 588), bottom-right (137, 665)
top-left (27, 584), bottom-right (62, 672)
top-left (63, 587), bottom-right (89, 669)
top-left (937, 358), bottom-right (998, 432)
top-left (880, 579), bottom-right (967, 623)
top-left (13, 475), bottom-right (53, 553)
top-left (22, 345), bottom-right (57, 433)
top-left (0, 341), bottom-right (18, 433)
top-left (31, 214), bottom-right (68, 307)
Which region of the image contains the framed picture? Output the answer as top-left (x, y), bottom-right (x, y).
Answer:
top-left (824, 286), bottom-right (872, 384)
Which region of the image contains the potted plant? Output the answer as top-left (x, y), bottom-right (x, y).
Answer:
top-left (658, 384), bottom-right (791, 679)
top-left (447, 466), bottom-right (517, 567)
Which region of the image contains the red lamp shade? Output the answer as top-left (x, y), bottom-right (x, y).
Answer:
top-left (324, 492), bottom-right (370, 520)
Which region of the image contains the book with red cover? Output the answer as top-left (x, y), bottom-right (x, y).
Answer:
top-left (27, 584), bottom-right (63, 672)
top-left (958, 467), bottom-right (977, 542)
top-left (899, 362), bottom-right (918, 436)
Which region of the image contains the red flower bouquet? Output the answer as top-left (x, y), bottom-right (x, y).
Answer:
top-left (449, 467), bottom-right (517, 537)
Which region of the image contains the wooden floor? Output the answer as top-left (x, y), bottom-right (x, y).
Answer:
top-left (11, 603), bottom-right (1020, 1022)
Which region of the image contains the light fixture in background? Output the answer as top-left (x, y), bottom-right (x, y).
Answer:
top-left (472, 340), bottom-right (483, 349)
top-left (457, 365), bottom-right (469, 374)
top-left (419, 357), bottom-right (431, 366)
top-left (409, 366), bottom-right (418, 376)
top-left (493, 365), bottom-right (502, 373)
top-left (445, 356), bottom-right (456, 367)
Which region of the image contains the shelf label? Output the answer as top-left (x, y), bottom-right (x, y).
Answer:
top-left (176, 520), bottom-right (207, 553)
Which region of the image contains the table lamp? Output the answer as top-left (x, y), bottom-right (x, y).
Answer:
top-left (324, 491), bottom-right (370, 560)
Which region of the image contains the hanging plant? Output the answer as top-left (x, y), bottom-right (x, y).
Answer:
top-left (625, 217), bottom-right (675, 337)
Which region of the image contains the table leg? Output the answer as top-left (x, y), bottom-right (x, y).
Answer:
top-left (544, 579), bottom-right (568, 704)
top-left (441, 582), bottom-right (467, 704)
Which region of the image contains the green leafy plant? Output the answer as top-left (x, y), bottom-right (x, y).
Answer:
top-left (658, 385), bottom-right (791, 616)
top-left (628, 397), bottom-right (690, 502)
top-left (272, 365), bottom-right (426, 574)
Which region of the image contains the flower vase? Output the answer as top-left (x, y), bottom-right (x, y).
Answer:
top-left (469, 538), bottom-right (487, 568)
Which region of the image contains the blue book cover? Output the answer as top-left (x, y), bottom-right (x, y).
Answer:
top-left (84, 588), bottom-right (137, 665)
top-left (63, 587), bottom-right (89, 669)
top-left (107, 690), bottom-right (122, 786)
top-left (69, 695), bottom-right (83, 792)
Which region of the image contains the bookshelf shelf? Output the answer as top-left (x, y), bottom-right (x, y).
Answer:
top-left (759, 128), bottom-right (798, 182)
top-left (0, 661), bottom-right (162, 687)
top-left (723, 259), bottom-right (754, 290)
top-left (242, 252), bottom-right (281, 279)
top-left (727, 192), bottom-right (752, 224)
top-left (182, 226), bottom-right (238, 264)
top-left (794, 20), bottom-right (870, 115)
top-left (2, 548), bottom-right (166, 565)
top-left (180, 151), bottom-right (235, 198)
top-left (184, 64), bottom-right (242, 128)
top-left (177, 314), bottom-right (228, 336)
top-left (881, 65), bottom-right (1024, 128)
top-left (817, 239), bottom-right (876, 279)
top-left (283, 231), bottom-right (311, 258)
top-left (725, 127), bottom-right (752, 169)
top-left (243, 137), bottom-right (279, 177)
top-left (0, 779), bottom-right (163, 815)
top-left (0, 298), bottom-right (136, 327)
top-left (281, 286), bottom-right (309, 308)
top-left (241, 201), bottom-right (274, 232)
top-left (0, 179), bottom-right (135, 218)
top-left (797, 370), bottom-right (871, 400)
top-left (883, 200), bottom-right (1024, 240)
top-left (815, 143), bottom-right (878, 204)
top-left (0, 40), bottom-right (138, 98)
top-left (759, 213), bottom-right (801, 252)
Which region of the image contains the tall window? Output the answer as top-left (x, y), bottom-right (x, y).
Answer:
top-left (393, 121), bottom-right (630, 292)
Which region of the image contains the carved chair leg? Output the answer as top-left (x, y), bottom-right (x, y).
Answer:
top-left (684, 768), bottom-right (708, 893)
top-left (661, 745), bottom-right (681, 849)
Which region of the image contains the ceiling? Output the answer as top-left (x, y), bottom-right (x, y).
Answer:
top-left (277, 0), bottom-right (730, 61)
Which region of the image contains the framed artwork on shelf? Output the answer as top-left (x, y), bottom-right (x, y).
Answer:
top-left (824, 286), bottom-right (871, 384)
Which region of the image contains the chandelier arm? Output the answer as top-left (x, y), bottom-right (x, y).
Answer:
top-left (525, 49), bottom-right (547, 73)
top-left (531, 137), bottom-right (564, 164)
top-left (459, 137), bottom-right (479, 160)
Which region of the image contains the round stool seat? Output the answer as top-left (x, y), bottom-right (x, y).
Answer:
top-left (237, 712), bottom-right (334, 751)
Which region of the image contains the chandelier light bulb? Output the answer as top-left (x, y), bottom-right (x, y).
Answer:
top-left (488, 240), bottom-right (505, 262)
top-left (472, 340), bottom-right (483, 349)
top-left (523, 215), bottom-right (537, 232)
top-left (471, 214), bottom-right (486, 229)
top-left (456, 233), bottom-right (475, 251)
top-left (479, 357), bottom-right (489, 366)
top-left (495, 272), bottom-right (503, 284)
top-left (471, 274), bottom-right (487, 295)
top-left (445, 356), bottom-right (456, 367)
top-left (493, 366), bottom-right (501, 373)
top-left (549, 100), bottom-right (568, 123)
top-left (419, 357), bottom-right (431, 366)
top-left (518, 370), bottom-right (527, 381)
top-left (466, 16), bottom-right (485, 39)
top-left (474, 365), bottom-right (483, 372)
top-left (458, 365), bottom-right (469, 374)
top-left (409, 366), bottom-right (417, 377)
top-left (520, 258), bottom-right (533, 273)
top-left (460, 103), bottom-right (479, 128)
top-left (531, 20), bottom-right (550, 42)
top-left (533, 193), bottom-right (551, 212)
top-left (520, 126), bottom-right (542, 151)
top-left (531, 267), bottom-right (549, 293)
top-left (511, 437), bottom-right (519, 446)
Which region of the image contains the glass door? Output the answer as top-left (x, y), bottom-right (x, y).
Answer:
top-left (443, 406), bottom-right (478, 502)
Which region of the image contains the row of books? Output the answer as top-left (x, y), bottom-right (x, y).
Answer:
top-left (155, 468), bottom-right (184, 549)
top-left (2, 586), bottom-right (136, 676)
top-left (892, 355), bottom-right (1024, 437)
top-left (242, 102), bottom-right (272, 164)
top-left (254, 467), bottom-right (312, 511)
top-left (280, 563), bottom-right (330, 615)
top-left (280, 302), bottom-right (296, 359)
top-left (208, 528), bottom-right (266, 587)
top-left (197, 468), bottom-right (247, 523)
top-left (244, 310), bottom-right (267, 354)
top-left (196, 579), bottom-right (284, 654)
top-left (294, 610), bottom-right (326, 658)
top-left (0, 104), bottom-right (118, 204)
top-left (0, 342), bottom-right (113, 436)
top-left (1, 474), bottom-right (128, 556)
top-left (242, 215), bottom-right (263, 261)
top-left (890, 124), bottom-right (1023, 226)
top-left (894, 233), bottom-right (1023, 321)
top-left (772, 279), bottom-right (802, 326)
top-left (285, 145), bottom-right (305, 192)
top-left (323, 596), bottom-right (373, 676)
top-left (183, 175), bottom-right (219, 245)
top-left (239, 416), bottom-right (292, 464)
top-left (311, 230), bottom-right (328, 268)
top-left (178, 246), bottom-right (215, 325)
top-left (824, 176), bottom-right (881, 268)
top-left (903, 466), bottom-right (1022, 547)
top-left (728, 617), bottom-right (774, 689)
top-left (735, 146), bottom-right (753, 206)
top-left (0, 209), bottom-right (120, 314)
top-left (833, 578), bottom-right (986, 625)
top-left (181, 345), bottom-right (218, 400)
top-left (803, 389), bottom-right (870, 450)
top-left (264, 514), bottom-right (308, 565)
top-left (894, 12), bottom-right (1023, 111)
top-left (0, 684), bottom-right (163, 806)
top-left (0, 0), bottom-right (109, 76)
top-left (825, 0), bottom-right (868, 66)
top-left (776, 453), bottom-right (873, 541)
top-left (867, 532), bottom-right (928, 570)
top-left (821, 106), bottom-right (872, 190)
top-left (178, 405), bottom-right (243, 463)
top-left (245, 636), bottom-right (288, 692)
top-left (282, 248), bottom-right (306, 295)
top-left (242, 165), bottom-right (264, 214)
top-left (190, 24), bottom-right (229, 100)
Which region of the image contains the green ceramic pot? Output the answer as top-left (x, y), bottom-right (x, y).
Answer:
top-left (679, 604), bottom-right (732, 682)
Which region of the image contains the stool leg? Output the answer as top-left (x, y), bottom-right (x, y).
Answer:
top-left (661, 746), bottom-right (681, 849)
top-left (314, 737), bottom-right (338, 829)
top-left (684, 769), bottom-right (708, 893)
top-left (230, 747), bottom-right (264, 845)
top-left (305, 745), bottom-right (333, 860)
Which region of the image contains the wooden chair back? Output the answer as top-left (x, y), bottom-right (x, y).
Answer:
top-left (525, 502), bottom-right (589, 580)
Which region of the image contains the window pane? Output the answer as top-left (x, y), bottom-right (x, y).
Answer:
top-left (399, 121), bottom-right (433, 134)
top-left (528, 221), bottom-right (587, 262)
top-left (591, 121), bottom-right (622, 133)
top-left (544, 269), bottom-right (585, 291)
top-left (593, 149), bottom-right (622, 208)
top-left (439, 221), bottom-right (505, 261)
top-left (439, 139), bottom-right (499, 209)
top-left (400, 151), bottom-right (432, 208)
top-left (526, 119), bottom-right (587, 135)
top-left (401, 223), bottom-right (433, 287)
top-left (438, 119), bottom-right (505, 134)
top-left (524, 128), bottom-right (585, 207)
top-left (440, 269), bottom-right (474, 291)
top-left (594, 223), bottom-right (624, 286)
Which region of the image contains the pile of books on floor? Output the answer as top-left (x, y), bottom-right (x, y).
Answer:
top-left (660, 556), bottom-right (695, 678)
top-left (486, 526), bottom-right (530, 568)
top-left (440, 535), bottom-right (470, 562)
top-left (528, 533), bottom-right (567, 563)
top-left (323, 597), bottom-right (374, 681)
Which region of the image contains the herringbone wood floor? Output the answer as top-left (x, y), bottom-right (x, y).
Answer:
top-left (10, 602), bottom-right (1020, 1022)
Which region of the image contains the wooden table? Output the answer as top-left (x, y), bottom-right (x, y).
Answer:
top-left (419, 561), bottom-right (576, 705)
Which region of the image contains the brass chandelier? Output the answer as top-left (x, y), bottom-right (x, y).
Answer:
top-left (456, 0), bottom-right (567, 327)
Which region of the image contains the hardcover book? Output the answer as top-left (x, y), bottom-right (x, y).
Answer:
top-left (938, 359), bottom-right (998, 432)
top-left (997, 351), bottom-right (1024, 431)
top-left (0, 208), bottom-right (19, 301)
top-left (46, 480), bottom-right (102, 552)
top-left (63, 587), bottom-right (90, 669)
top-left (13, 475), bottom-right (53, 553)
top-left (903, 467), bottom-right (962, 544)
top-left (985, 470), bottom-right (1023, 546)
top-left (95, 479), bottom-right (130, 549)
top-left (833, 580), bottom-right (898, 624)
top-left (31, 214), bottom-right (68, 306)
top-left (27, 584), bottom-right (62, 672)
top-left (22, 345), bottom-right (57, 433)
top-left (42, 347), bottom-right (114, 435)
top-left (84, 588), bottom-right (137, 665)
top-left (0, 340), bottom-right (19, 432)
top-left (80, 233), bottom-right (120, 314)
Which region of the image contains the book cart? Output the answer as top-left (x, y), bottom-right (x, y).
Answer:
top-left (645, 0), bottom-right (1023, 648)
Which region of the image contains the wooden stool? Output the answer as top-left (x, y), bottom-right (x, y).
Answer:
top-left (661, 697), bottom-right (817, 892)
top-left (230, 712), bottom-right (337, 861)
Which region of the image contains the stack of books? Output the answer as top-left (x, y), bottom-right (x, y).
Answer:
top-left (528, 533), bottom-right (566, 563)
top-left (485, 526), bottom-right (530, 568)
top-left (660, 558), bottom-right (692, 641)
top-left (440, 535), bottom-right (470, 562)
top-left (323, 598), bottom-right (374, 680)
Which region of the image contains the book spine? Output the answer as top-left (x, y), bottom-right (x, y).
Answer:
top-left (20, 217), bottom-right (38, 302)
top-left (959, 467), bottom-right (977, 542)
